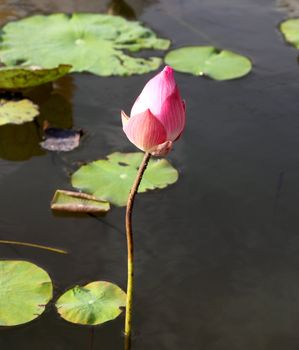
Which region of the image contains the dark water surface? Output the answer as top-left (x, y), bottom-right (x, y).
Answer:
top-left (1, 0), bottom-right (299, 349)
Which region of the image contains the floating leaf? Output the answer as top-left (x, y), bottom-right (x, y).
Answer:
top-left (56, 281), bottom-right (126, 325)
top-left (0, 13), bottom-right (170, 76)
top-left (165, 46), bottom-right (252, 80)
top-left (0, 260), bottom-right (53, 326)
top-left (0, 99), bottom-right (39, 126)
top-left (40, 128), bottom-right (82, 152)
top-left (71, 152), bottom-right (179, 207)
top-left (280, 18), bottom-right (299, 48)
top-left (0, 65), bottom-right (72, 90)
top-left (51, 190), bottom-right (110, 213)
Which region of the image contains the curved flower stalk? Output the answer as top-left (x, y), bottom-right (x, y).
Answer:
top-left (121, 66), bottom-right (186, 346)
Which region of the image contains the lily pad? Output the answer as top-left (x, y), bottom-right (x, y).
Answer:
top-left (280, 18), bottom-right (299, 48)
top-left (0, 260), bottom-right (53, 326)
top-left (0, 13), bottom-right (170, 76)
top-left (51, 190), bottom-right (110, 213)
top-left (0, 65), bottom-right (72, 90)
top-left (0, 99), bottom-right (39, 126)
top-left (165, 46), bottom-right (252, 80)
top-left (71, 152), bottom-right (179, 206)
top-left (56, 281), bottom-right (126, 325)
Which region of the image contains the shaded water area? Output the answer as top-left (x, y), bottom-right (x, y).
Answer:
top-left (1, 0), bottom-right (299, 349)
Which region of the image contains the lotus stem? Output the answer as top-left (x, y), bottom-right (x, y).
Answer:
top-left (0, 240), bottom-right (67, 254)
top-left (124, 151), bottom-right (151, 345)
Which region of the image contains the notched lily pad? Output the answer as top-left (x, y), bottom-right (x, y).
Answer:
top-left (71, 152), bottom-right (179, 207)
top-left (165, 46), bottom-right (252, 80)
top-left (280, 18), bottom-right (299, 48)
top-left (51, 190), bottom-right (110, 213)
top-left (40, 127), bottom-right (82, 152)
top-left (0, 260), bottom-right (53, 326)
top-left (56, 281), bottom-right (126, 325)
top-left (0, 13), bottom-right (170, 76)
top-left (0, 99), bottom-right (39, 126)
top-left (0, 65), bottom-right (72, 90)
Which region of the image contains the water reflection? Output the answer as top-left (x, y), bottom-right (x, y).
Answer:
top-left (0, 0), bottom-right (33, 24)
top-left (13, 0), bottom-right (157, 17)
top-left (0, 122), bottom-right (44, 161)
top-left (107, 0), bottom-right (136, 20)
top-left (278, 0), bottom-right (299, 16)
top-left (0, 76), bottom-right (74, 161)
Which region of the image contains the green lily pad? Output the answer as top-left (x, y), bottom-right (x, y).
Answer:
top-left (0, 13), bottom-right (170, 76)
top-left (56, 281), bottom-right (126, 325)
top-left (71, 152), bottom-right (179, 207)
top-left (51, 190), bottom-right (110, 213)
top-left (165, 46), bottom-right (252, 80)
top-left (0, 99), bottom-right (39, 126)
top-left (280, 18), bottom-right (299, 48)
top-left (0, 260), bottom-right (53, 326)
top-left (0, 65), bottom-right (72, 89)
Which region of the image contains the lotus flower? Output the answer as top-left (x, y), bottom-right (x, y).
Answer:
top-left (121, 66), bottom-right (185, 156)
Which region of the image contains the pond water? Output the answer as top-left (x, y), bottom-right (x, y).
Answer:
top-left (1, 0), bottom-right (299, 349)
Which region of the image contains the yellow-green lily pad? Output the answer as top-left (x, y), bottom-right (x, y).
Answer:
top-left (51, 190), bottom-right (110, 213)
top-left (71, 152), bottom-right (179, 207)
top-left (0, 13), bottom-right (170, 76)
top-left (56, 281), bottom-right (126, 325)
top-left (280, 18), bottom-right (299, 48)
top-left (0, 260), bottom-right (53, 326)
top-left (0, 64), bottom-right (72, 89)
top-left (0, 99), bottom-right (39, 126)
top-left (165, 46), bottom-right (252, 80)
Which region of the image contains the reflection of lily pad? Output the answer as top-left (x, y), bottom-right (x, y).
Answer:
top-left (0, 65), bottom-right (72, 89)
top-left (56, 281), bottom-right (126, 325)
top-left (0, 13), bottom-right (170, 76)
top-left (0, 122), bottom-right (44, 161)
top-left (165, 46), bottom-right (252, 80)
top-left (280, 18), bottom-right (299, 48)
top-left (0, 99), bottom-right (39, 126)
top-left (0, 260), bottom-right (53, 326)
top-left (71, 152), bottom-right (179, 206)
top-left (51, 190), bottom-right (110, 213)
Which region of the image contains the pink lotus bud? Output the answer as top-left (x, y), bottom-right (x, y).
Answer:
top-left (121, 66), bottom-right (185, 156)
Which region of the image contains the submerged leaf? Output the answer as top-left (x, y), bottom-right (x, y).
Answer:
top-left (0, 260), bottom-right (53, 326)
top-left (280, 18), bottom-right (299, 48)
top-left (0, 13), bottom-right (170, 76)
top-left (0, 65), bottom-right (71, 89)
top-left (165, 46), bottom-right (252, 80)
top-left (0, 99), bottom-right (39, 126)
top-left (51, 190), bottom-right (110, 213)
top-left (56, 281), bottom-right (126, 325)
top-left (71, 152), bottom-right (179, 206)
top-left (40, 128), bottom-right (82, 152)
